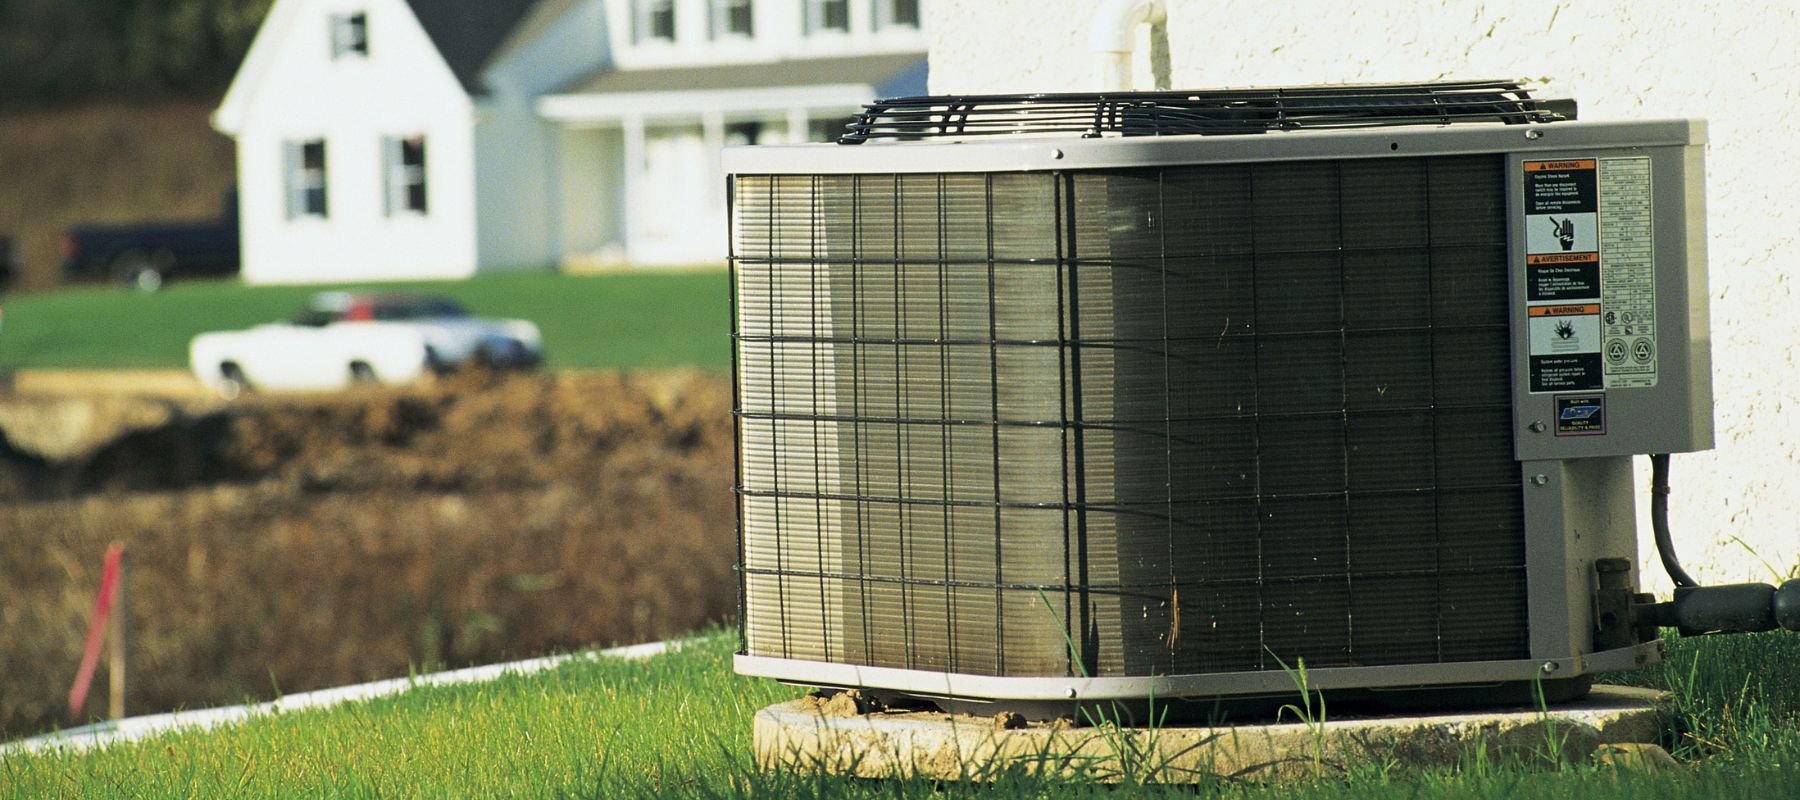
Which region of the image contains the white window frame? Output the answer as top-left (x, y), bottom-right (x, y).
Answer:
top-left (284, 139), bottom-right (329, 220)
top-left (634, 0), bottom-right (677, 43)
top-left (330, 12), bottom-right (368, 59)
top-left (807, 116), bottom-right (857, 143)
top-left (709, 0), bottom-right (753, 39)
top-left (724, 121), bottom-right (763, 147)
top-left (383, 135), bottom-right (428, 216)
top-left (874, 0), bottom-right (918, 30)
top-left (805, 0), bottom-right (851, 35)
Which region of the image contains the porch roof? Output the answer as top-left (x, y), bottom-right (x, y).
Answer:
top-left (537, 54), bottom-right (926, 124)
top-left (558, 53), bottom-right (925, 96)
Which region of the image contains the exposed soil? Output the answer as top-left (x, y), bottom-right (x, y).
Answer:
top-left (0, 369), bottom-right (735, 739)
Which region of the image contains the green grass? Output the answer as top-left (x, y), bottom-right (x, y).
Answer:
top-left (0, 271), bottom-right (731, 372)
top-left (5, 631), bottom-right (1798, 799)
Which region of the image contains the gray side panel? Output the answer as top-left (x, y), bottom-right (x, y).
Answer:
top-left (1522, 457), bottom-right (1640, 661)
top-left (1510, 145), bottom-right (1714, 459)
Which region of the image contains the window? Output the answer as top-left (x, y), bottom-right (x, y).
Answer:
top-left (808, 116), bottom-right (857, 142)
top-left (383, 135), bottom-right (428, 215)
top-left (636, 0), bottom-right (676, 42)
top-left (330, 12), bottom-right (368, 58)
top-left (807, 0), bottom-right (849, 33)
top-left (876, 0), bottom-right (918, 29)
top-left (374, 297), bottom-right (468, 321)
top-left (284, 139), bottom-right (328, 219)
top-left (711, 0), bottom-right (753, 38)
top-left (725, 122), bottom-right (762, 146)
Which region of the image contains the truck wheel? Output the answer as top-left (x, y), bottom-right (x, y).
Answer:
top-left (218, 362), bottom-right (249, 400)
top-left (131, 266), bottom-right (164, 292)
top-left (111, 250), bottom-right (168, 292)
top-left (348, 361), bottom-right (378, 385)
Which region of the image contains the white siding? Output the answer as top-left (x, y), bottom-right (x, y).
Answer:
top-left (473, 97), bottom-right (560, 270)
top-left (556, 127), bottom-right (620, 263)
top-left (229, 0), bottom-right (478, 284)
top-left (926, 0), bottom-right (1800, 589)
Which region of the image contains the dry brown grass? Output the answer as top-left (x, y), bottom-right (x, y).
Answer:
top-left (0, 369), bottom-right (735, 739)
top-left (0, 101), bottom-right (235, 291)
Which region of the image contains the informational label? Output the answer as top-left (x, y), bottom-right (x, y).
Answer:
top-left (1524, 160), bottom-right (1603, 393)
top-left (1554, 394), bottom-right (1606, 436)
top-left (1597, 157), bottom-right (1658, 388)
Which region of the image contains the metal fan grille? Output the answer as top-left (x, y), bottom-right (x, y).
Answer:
top-left (732, 155), bottom-right (1529, 680)
top-left (839, 80), bottom-right (1572, 143)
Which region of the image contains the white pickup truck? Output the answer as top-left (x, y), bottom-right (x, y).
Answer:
top-left (190, 292), bottom-right (542, 396)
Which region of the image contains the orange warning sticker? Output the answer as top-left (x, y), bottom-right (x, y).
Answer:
top-left (1525, 159), bottom-right (1597, 172)
top-left (1529, 304), bottom-right (1602, 317)
top-left (1527, 253), bottom-right (1599, 266)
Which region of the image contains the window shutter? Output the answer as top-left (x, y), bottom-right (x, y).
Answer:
top-left (284, 141), bottom-right (303, 219)
top-left (382, 136), bottom-right (399, 216)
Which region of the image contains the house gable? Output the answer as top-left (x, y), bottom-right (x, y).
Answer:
top-left (218, 0), bottom-right (476, 139)
top-left (215, 0), bottom-right (305, 135)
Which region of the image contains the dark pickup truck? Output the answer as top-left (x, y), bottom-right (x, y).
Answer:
top-left (59, 190), bottom-right (240, 291)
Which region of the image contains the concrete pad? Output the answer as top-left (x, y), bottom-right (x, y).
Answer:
top-left (754, 686), bottom-right (1667, 783)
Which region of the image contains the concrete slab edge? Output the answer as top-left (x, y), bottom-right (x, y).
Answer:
top-left (754, 686), bottom-right (1670, 784)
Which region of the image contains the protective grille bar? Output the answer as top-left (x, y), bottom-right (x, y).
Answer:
top-left (838, 80), bottom-right (1573, 143)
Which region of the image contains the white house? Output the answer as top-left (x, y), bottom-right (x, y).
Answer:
top-left (215, 0), bottom-right (927, 283)
top-left (924, 0), bottom-right (1800, 590)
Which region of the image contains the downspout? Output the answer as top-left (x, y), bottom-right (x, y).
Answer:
top-left (1089, 0), bottom-right (1168, 92)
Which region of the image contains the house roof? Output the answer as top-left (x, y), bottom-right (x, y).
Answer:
top-left (484, 0), bottom-right (587, 71)
top-left (403, 0), bottom-right (542, 94)
top-left (559, 53), bottom-right (928, 97)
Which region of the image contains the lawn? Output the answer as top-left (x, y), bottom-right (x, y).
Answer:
top-left (0, 270), bottom-right (731, 372)
top-left (4, 631), bottom-right (1797, 799)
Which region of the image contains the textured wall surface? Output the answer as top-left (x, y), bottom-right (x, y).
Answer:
top-left (926, 1), bottom-right (1800, 589)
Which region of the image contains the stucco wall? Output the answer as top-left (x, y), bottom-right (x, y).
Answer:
top-left (926, 1), bottom-right (1800, 589)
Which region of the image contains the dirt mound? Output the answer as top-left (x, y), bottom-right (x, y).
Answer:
top-left (0, 369), bottom-right (736, 739)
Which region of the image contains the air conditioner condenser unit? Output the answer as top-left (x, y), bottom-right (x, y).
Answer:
top-left (724, 82), bottom-right (1794, 719)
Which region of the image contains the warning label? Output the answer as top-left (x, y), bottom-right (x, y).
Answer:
top-left (1527, 253), bottom-right (1601, 301)
top-left (1524, 159), bottom-right (1603, 393)
top-left (1522, 157), bottom-right (1658, 398)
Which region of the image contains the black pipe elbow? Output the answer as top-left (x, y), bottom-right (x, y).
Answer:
top-left (1777, 579), bottom-right (1800, 632)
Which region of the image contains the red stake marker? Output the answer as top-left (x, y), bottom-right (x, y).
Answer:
top-left (68, 543), bottom-right (125, 718)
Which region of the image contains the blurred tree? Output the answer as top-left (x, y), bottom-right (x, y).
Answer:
top-left (0, 0), bottom-right (274, 108)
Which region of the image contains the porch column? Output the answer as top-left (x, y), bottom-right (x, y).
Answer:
top-left (701, 110), bottom-right (726, 219)
top-left (621, 113), bottom-right (646, 267)
top-left (786, 107), bottom-right (810, 143)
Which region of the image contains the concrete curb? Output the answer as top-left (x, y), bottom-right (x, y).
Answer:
top-left (2, 638), bottom-right (676, 757)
